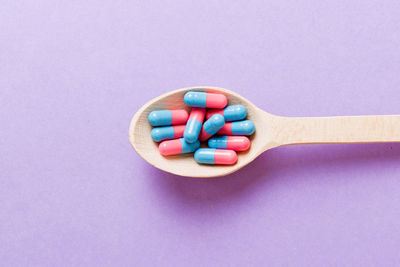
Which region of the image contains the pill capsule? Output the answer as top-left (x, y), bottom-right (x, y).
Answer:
top-left (184, 91), bottom-right (227, 108)
top-left (148, 109), bottom-right (189, 126)
top-left (217, 120), bottom-right (255, 136)
top-left (184, 108), bottom-right (206, 143)
top-left (159, 138), bottom-right (200, 156)
top-left (206, 104), bottom-right (247, 122)
top-left (151, 125), bottom-right (186, 142)
top-left (208, 136), bottom-right (251, 151)
top-left (199, 114), bottom-right (225, 141)
top-left (194, 148), bottom-right (237, 165)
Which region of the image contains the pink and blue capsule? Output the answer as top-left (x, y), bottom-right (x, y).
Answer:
top-left (217, 120), bottom-right (255, 136)
top-left (184, 91), bottom-right (227, 109)
top-left (151, 125), bottom-right (186, 142)
top-left (159, 138), bottom-right (200, 156)
top-left (206, 104), bottom-right (247, 122)
top-left (194, 148), bottom-right (237, 165)
top-left (184, 108), bottom-right (206, 143)
top-left (148, 109), bottom-right (189, 126)
top-left (208, 136), bottom-right (251, 151)
top-left (199, 114), bottom-right (225, 141)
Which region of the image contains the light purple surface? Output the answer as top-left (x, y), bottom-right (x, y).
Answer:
top-left (1, 1), bottom-right (400, 266)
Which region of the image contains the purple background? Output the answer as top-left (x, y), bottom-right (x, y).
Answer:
top-left (1, 1), bottom-right (400, 266)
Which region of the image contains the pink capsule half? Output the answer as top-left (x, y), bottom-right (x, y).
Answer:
top-left (215, 149), bottom-right (237, 164)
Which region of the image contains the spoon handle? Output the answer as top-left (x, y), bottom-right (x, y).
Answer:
top-left (276, 115), bottom-right (400, 146)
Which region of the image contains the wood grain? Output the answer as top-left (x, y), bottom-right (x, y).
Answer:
top-left (274, 115), bottom-right (400, 146)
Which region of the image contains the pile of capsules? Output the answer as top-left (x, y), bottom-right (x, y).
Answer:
top-left (148, 91), bottom-right (255, 165)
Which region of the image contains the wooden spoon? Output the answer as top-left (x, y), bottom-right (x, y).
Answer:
top-left (129, 86), bottom-right (400, 178)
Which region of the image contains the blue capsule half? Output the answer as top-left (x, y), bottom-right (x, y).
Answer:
top-left (184, 92), bottom-right (207, 107)
top-left (151, 126), bottom-right (174, 142)
top-left (194, 148), bottom-right (216, 164)
top-left (148, 110), bottom-right (172, 126)
top-left (231, 120), bottom-right (255, 135)
top-left (206, 104), bottom-right (247, 121)
top-left (224, 105), bottom-right (247, 121)
top-left (181, 139), bottom-right (201, 153)
top-left (203, 114), bottom-right (225, 135)
top-left (184, 119), bottom-right (203, 143)
top-left (208, 136), bottom-right (228, 149)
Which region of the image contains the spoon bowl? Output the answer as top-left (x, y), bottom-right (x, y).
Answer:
top-left (129, 86), bottom-right (278, 177)
top-left (130, 86), bottom-right (400, 177)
